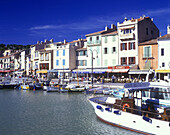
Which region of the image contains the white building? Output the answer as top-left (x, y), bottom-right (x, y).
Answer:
top-left (157, 29), bottom-right (170, 80)
top-left (117, 16), bottom-right (159, 67)
top-left (101, 31), bottom-right (119, 68)
top-left (53, 39), bottom-right (85, 78)
top-left (85, 25), bottom-right (117, 74)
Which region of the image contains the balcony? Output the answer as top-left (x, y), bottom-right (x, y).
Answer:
top-left (87, 40), bottom-right (101, 45)
top-left (120, 33), bottom-right (134, 40)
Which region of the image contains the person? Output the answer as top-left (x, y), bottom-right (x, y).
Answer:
top-left (112, 75), bottom-right (115, 83)
top-left (102, 76), bottom-right (104, 84)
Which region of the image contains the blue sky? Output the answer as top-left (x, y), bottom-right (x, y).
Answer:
top-left (0, 0), bottom-right (170, 45)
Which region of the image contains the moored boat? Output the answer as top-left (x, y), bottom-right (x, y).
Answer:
top-left (88, 82), bottom-right (170, 135)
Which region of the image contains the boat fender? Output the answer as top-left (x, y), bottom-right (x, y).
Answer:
top-left (105, 108), bottom-right (112, 112)
top-left (96, 105), bottom-right (102, 110)
top-left (114, 110), bottom-right (121, 115)
top-left (123, 103), bottom-right (130, 111)
top-left (143, 116), bottom-right (152, 124)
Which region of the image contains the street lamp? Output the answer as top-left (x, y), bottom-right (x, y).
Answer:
top-left (87, 49), bottom-right (98, 87)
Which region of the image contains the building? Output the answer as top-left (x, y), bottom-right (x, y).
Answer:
top-left (53, 39), bottom-right (86, 78)
top-left (118, 16), bottom-right (159, 66)
top-left (137, 39), bottom-right (158, 80)
top-left (118, 16), bottom-right (159, 79)
top-left (156, 29), bottom-right (170, 80)
top-left (85, 24), bottom-right (117, 77)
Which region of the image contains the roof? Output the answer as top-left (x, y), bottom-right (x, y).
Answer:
top-left (86, 30), bottom-right (105, 36)
top-left (158, 34), bottom-right (170, 40)
top-left (139, 39), bottom-right (158, 45)
top-left (131, 16), bottom-right (150, 22)
top-left (61, 39), bottom-right (87, 45)
top-left (102, 31), bottom-right (118, 36)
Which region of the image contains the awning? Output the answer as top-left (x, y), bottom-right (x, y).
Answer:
top-left (48, 69), bottom-right (58, 73)
top-left (110, 69), bottom-right (129, 73)
top-left (36, 70), bottom-right (48, 74)
top-left (0, 70), bottom-right (11, 72)
top-left (128, 70), bottom-right (152, 75)
top-left (155, 69), bottom-right (170, 73)
top-left (72, 69), bottom-right (109, 74)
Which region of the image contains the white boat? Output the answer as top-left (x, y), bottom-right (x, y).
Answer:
top-left (68, 85), bottom-right (87, 92)
top-left (88, 82), bottom-right (170, 135)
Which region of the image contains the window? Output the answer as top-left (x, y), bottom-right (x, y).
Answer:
top-left (35, 52), bottom-right (39, 57)
top-left (96, 36), bottom-right (99, 40)
top-left (121, 57), bottom-right (127, 65)
top-left (76, 60), bottom-right (87, 66)
top-left (144, 46), bottom-right (151, 58)
top-left (151, 30), bottom-right (154, 36)
top-left (104, 59), bottom-right (108, 66)
top-left (112, 36), bottom-right (116, 42)
top-left (40, 54), bottom-right (44, 61)
top-left (63, 59), bottom-right (65, 66)
top-left (129, 42), bottom-right (135, 50)
top-left (97, 58), bottom-right (100, 66)
top-left (90, 37), bottom-right (92, 41)
top-left (161, 48), bottom-right (164, 56)
top-left (112, 59), bottom-right (116, 65)
top-left (56, 60), bottom-right (59, 66)
top-left (84, 60), bottom-right (87, 66)
top-left (104, 48), bottom-right (108, 54)
top-left (146, 28), bottom-right (149, 35)
top-left (121, 43), bottom-right (127, 51)
top-left (162, 62), bottom-right (165, 67)
top-left (56, 50), bottom-right (59, 56)
top-left (76, 52), bottom-right (78, 56)
top-left (112, 47), bottom-right (116, 53)
top-left (129, 57), bottom-right (135, 65)
top-left (45, 53), bottom-right (49, 60)
top-left (63, 49), bottom-right (65, 56)
top-left (84, 50), bottom-right (87, 56)
top-left (123, 29), bottom-right (131, 34)
top-left (105, 36), bottom-right (107, 43)
top-left (80, 51), bottom-right (83, 56)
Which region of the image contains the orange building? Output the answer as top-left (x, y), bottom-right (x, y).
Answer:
top-left (138, 39), bottom-right (158, 70)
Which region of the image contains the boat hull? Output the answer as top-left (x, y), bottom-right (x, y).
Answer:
top-left (89, 98), bottom-right (170, 135)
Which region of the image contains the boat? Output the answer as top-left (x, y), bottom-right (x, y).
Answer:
top-left (60, 84), bottom-right (69, 92)
top-left (46, 85), bottom-right (60, 92)
top-left (20, 84), bottom-right (30, 90)
top-left (110, 81), bottom-right (170, 107)
top-left (86, 87), bottom-right (109, 94)
top-left (68, 85), bottom-right (87, 92)
top-left (110, 88), bottom-right (125, 98)
top-left (88, 82), bottom-right (170, 135)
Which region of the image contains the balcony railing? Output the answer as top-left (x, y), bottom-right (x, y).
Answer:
top-left (120, 33), bottom-right (134, 40)
top-left (87, 40), bottom-right (101, 45)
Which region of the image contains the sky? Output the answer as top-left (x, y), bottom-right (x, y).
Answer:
top-left (0, 0), bottom-right (170, 45)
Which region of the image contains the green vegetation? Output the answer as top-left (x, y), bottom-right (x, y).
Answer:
top-left (0, 44), bottom-right (30, 51)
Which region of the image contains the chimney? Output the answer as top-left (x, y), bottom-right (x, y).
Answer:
top-left (105, 25), bottom-right (109, 31)
top-left (41, 41), bottom-right (43, 44)
top-left (167, 25), bottom-right (170, 34)
top-left (64, 39), bottom-right (66, 44)
top-left (50, 38), bottom-right (53, 43)
top-left (124, 17), bottom-right (128, 21)
top-left (143, 14), bottom-right (146, 18)
top-left (151, 18), bottom-right (153, 21)
top-left (44, 39), bottom-right (48, 43)
top-left (111, 24), bottom-right (115, 29)
top-left (37, 41), bottom-right (40, 44)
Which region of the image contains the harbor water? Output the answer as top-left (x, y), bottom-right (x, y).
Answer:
top-left (0, 90), bottom-right (140, 135)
